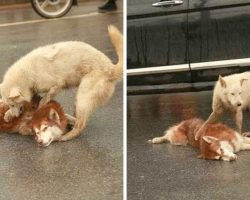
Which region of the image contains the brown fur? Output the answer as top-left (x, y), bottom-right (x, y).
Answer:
top-left (0, 95), bottom-right (41, 135)
top-left (32, 101), bottom-right (68, 133)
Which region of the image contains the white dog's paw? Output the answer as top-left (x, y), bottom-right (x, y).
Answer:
top-left (4, 110), bottom-right (13, 122)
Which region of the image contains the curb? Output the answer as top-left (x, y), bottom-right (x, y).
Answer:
top-left (127, 81), bottom-right (215, 95)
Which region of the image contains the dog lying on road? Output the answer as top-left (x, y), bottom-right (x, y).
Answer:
top-left (149, 118), bottom-right (250, 161)
top-left (0, 95), bottom-right (75, 147)
top-left (195, 73), bottom-right (250, 140)
top-left (0, 25), bottom-right (123, 141)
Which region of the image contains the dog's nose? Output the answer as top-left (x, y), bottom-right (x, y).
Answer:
top-left (37, 139), bottom-right (43, 146)
top-left (237, 103), bottom-right (242, 107)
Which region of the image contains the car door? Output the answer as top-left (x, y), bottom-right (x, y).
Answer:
top-left (189, 0), bottom-right (250, 82)
top-left (127, 0), bottom-right (191, 87)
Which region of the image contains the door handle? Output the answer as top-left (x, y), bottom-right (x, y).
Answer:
top-left (152, 0), bottom-right (183, 7)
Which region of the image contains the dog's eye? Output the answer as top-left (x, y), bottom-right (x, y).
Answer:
top-left (42, 126), bottom-right (48, 131)
top-left (231, 93), bottom-right (235, 96)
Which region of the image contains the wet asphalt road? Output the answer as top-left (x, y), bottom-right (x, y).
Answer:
top-left (128, 91), bottom-right (250, 200)
top-left (0, 1), bottom-right (123, 200)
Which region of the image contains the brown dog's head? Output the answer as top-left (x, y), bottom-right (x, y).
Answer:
top-left (32, 101), bottom-right (67, 147)
top-left (197, 123), bottom-right (238, 161)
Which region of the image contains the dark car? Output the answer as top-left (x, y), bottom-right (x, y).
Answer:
top-left (127, 0), bottom-right (250, 94)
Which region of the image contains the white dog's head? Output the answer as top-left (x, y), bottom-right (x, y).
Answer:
top-left (219, 75), bottom-right (247, 108)
top-left (0, 85), bottom-right (32, 119)
top-left (32, 102), bottom-right (67, 147)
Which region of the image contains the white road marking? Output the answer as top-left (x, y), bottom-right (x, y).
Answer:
top-left (0, 10), bottom-right (122, 28)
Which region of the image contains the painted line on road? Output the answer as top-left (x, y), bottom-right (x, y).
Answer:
top-left (0, 10), bottom-right (122, 28)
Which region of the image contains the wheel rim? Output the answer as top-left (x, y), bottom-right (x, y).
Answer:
top-left (35, 0), bottom-right (71, 17)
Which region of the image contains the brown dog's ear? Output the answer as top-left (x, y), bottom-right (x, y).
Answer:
top-left (202, 136), bottom-right (219, 144)
top-left (240, 78), bottom-right (248, 86)
top-left (49, 109), bottom-right (60, 124)
top-left (219, 75), bottom-right (227, 88)
top-left (8, 87), bottom-right (21, 100)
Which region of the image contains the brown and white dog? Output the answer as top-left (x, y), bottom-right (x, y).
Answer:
top-left (149, 118), bottom-right (250, 161)
top-left (0, 95), bottom-right (74, 147)
top-left (32, 101), bottom-right (75, 147)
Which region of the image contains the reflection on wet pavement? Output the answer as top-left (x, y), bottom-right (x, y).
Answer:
top-left (128, 91), bottom-right (250, 200)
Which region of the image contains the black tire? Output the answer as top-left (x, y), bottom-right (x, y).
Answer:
top-left (31, 0), bottom-right (74, 19)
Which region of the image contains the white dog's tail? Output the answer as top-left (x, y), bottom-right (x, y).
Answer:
top-left (108, 25), bottom-right (123, 81)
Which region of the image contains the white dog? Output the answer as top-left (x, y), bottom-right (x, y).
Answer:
top-left (0, 25), bottom-right (123, 141)
top-left (195, 72), bottom-right (250, 140)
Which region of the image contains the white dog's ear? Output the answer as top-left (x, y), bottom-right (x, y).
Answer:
top-left (240, 78), bottom-right (248, 86)
top-left (219, 75), bottom-right (227, 88)
top-left (203, 136), bottom-right (219, 144)
top-left (8, 87), bottom-right (21, 100)
top-left (49, 109), bottom-right (60, 124)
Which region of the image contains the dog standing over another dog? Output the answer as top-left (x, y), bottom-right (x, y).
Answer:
top-left (0, 96), bottom-right (73, 147)
top-left (149, 118), bottom-right (250, 161)
top-left (0, 25), bottom-right (123, 141)
top-left (195, 72), bottom-right (250, 140)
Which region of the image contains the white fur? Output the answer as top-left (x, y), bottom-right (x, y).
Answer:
top-left (216, 131), bottom-right (250, 161)
top-left (213, 73), bottom-right (250, 110)
top-left (233, 131), bottom-right (243, 152)
top-left (35, 125), bottom-right (63, 147)
top-left (163, 125), bottom-right (178, 143)
top-left (219, 141), bottom-right (236, 161)
top-left (195, 72), bottom-right (250, 140)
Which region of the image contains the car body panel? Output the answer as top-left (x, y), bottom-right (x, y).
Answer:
top-left (127, 0), bottom-right (250, 89)
top-left (127, 0), bottom-right (191, 85)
